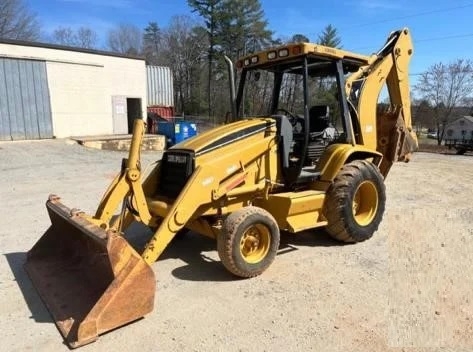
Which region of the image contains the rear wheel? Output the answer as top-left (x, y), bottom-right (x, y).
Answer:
top-left (323, 160), bottom-right (386, 242)
top-left (217, 206), bottom-right (280, 278)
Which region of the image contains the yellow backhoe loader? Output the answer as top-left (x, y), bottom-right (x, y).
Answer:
top-left (25, 28), bottom-right (417, 347)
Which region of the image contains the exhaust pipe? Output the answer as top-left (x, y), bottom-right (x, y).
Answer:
top-left (224, 55), bottom-right (237, 122)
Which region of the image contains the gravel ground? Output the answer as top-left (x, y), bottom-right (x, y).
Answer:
top-left (0, 139), bottom-right (472, 352)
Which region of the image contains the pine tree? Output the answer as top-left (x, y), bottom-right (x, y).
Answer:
top-left (187, 0), bottom-right (225, 117)
top-left (291, 34), bottom-right (309, 43)
top-left (218, 0), bottom-right (272, 60)
top-left (143, 22), bottom-right (161, 65)
top-left (317, 24), bottom-right (342, 48)
top-left (188, 0), bottom-right (272, 119)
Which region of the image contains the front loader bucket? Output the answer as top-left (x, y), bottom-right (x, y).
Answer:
top-left (24, 197), bottom-right (155, 348)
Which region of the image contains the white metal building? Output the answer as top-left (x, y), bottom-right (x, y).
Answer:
top-left (0, 39), bottom-right (147, 140)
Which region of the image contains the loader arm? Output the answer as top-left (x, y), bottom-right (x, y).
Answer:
top-left (141, 121), bottom-right (278, 264)
top-left (346, 28), bottom-right (418, 176)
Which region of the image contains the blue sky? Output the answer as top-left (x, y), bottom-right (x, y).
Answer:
top-left (27, 0), bottom-right (473, 83)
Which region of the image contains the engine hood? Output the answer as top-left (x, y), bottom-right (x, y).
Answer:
top-left (169, 118), bottom-right (273, 156)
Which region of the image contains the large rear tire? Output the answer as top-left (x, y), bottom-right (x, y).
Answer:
top-left (217, 206), bottom-right (280, 278)
top-left (323, 160), bottom-right (386, 243)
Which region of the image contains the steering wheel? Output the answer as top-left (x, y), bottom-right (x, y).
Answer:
top-left (275, 108), bottom-right (298, 126)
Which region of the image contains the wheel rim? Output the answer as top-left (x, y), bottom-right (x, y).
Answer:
top-left (352, 180), bottom-right (379, 226)
top-left (239, 224), bottom-right (271, 264)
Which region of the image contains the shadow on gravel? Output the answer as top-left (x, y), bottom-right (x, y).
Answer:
top-left (158, 228), bottom-right (347, 282)
top-left (161, 233), bottom-right (236, 282)
top-left (122, 221), bottom-right (235, 282)
top-left (4, 252), bottom-right (52, 324)
top-left (280, 228), bottom-right (347, 251)
top-left (6, 229), bottom-right (348, 299)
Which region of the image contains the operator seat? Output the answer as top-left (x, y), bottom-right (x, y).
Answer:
top-left (308, 105), bottom-right (330, 135)
top-left (272, 115), bottom-right (293, 169)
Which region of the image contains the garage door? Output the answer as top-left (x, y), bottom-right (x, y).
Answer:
top-left (0, 58), bottom-right (53, 140)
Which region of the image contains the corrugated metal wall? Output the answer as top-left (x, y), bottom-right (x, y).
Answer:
top-left (146, 65), bottom-right (174, 107)
top-left (0, 58), bottom-right (53, 140)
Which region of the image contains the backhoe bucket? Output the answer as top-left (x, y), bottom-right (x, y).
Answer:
top-left (24, 197), bottom-right (155, 348)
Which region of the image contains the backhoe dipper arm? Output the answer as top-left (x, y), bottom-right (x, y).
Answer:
top-left (346, 28), bottom-right (418, 176)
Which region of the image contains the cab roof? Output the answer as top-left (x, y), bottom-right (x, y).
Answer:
top-left (237, 42), bottom-right (371, 75)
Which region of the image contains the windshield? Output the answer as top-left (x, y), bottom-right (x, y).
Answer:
top-left (236, 63), bottom-right (344, 130)
top-left (237, 69), bottom-right (274, 116)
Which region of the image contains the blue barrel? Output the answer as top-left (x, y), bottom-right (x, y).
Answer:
top-left (174, 121), bottom-right (197, 144)
top-left (157, 121), bottom-right (197, 146)
top-left (157, 121), bottom-right (175, 144)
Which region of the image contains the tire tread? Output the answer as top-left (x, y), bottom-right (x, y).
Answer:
top-left (217, 206), bottom-right (280, 278)
top-left (324, 160), bottom-right (386, 243)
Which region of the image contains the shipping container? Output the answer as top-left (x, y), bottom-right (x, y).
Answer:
top-left (147, 105), bottom-right (174, 120)
top-left (147, 108), bottom-right (174, 133)
top-left (146, 66), bottom-right (174, 107)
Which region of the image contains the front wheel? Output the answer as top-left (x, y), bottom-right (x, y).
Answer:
top-left (323, 160), bottom-right (386, 243)
top-left (217, 206), bottom-right (280, 278)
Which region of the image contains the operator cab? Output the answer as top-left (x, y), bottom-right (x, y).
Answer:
top-left (235, 46), bottom-right (365, 187)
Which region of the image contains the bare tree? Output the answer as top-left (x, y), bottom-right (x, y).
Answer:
top-left (107, 24), bottom-right (142, 55)
top-left (415, 59), bottom-right (473, 145)
top-left (160, 16), bottom-right (207, 114)
top-left (76, 27), bottom-right (97, 48)
top-left (52, 27), bottom-right (76, 46)
top-left (411, 99), bottom-right (433, 132)
top-left (51, 26), bottom-right (97, 49)
top-left (0, 0), bottom-right (40, 40)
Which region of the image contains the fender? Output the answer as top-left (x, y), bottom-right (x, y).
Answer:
top-left (316, 143), bottom-right (383, 182)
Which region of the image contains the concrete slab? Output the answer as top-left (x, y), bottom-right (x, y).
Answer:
top-left (71, 134), bottom-right (166, 151)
